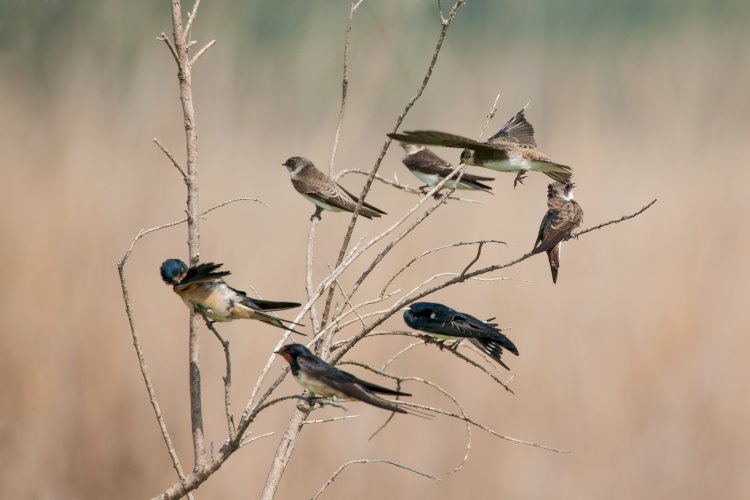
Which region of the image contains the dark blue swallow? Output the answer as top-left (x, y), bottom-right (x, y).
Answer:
top-left (160, 259), bottom-right (304, 334)
top-left (403, 302), bottom-right (518, 369)
top-left (275, 344), bottom-right (411, 413)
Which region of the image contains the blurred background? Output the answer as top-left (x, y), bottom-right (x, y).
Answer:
top-left (1, 0), bottom-right (749, 498)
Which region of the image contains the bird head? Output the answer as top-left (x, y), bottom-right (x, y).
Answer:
top-left (160, 258), bottom-right (188, 285)
top-left (275, 343), bottom-right (311, 364)
top-left (403, 302), bottom-right (448, 328)
top-left (282, 156), bottom-right (312, 175)
top-left (459, 149), bottom-right (474, 166)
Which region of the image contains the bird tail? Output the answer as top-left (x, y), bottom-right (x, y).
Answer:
top-left (469, 335), bottom-right (518, 371)
top-left (249, 298), bottom-right (301, 311)
top-left (532, 161), bottom-right (573, 183)
top-left (254, 310), bottom-right (307, 336)
top-left (547, 246), bottom-right (560, 284)
top-left (358, 202), bottom-right (387, 219)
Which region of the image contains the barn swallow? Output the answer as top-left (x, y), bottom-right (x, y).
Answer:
top-left (275, 344), bottom-right (411, 413)
top-left (531, 181), bottom-right (584, 284)
top-left (388, 107), bottom-right (572, 188)
top-left (160, 259), bottom-right (304, 334)
top-left (282, 157), bottom-right (387, 220)
top-left (398, 143), bottom-right (494, 194)
top-left (403, 302), bottom-right (518, 370)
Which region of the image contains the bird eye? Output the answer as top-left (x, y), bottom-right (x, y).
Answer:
top-left (429, 312), bottom-right (437, 319)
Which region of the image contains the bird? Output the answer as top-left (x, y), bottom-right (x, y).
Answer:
top-left (159, 259), bottom-right (304, 333)
top-left (275, 343), bottom-right (411, 413)
top-left (282, 156), bottom-right (387, 220)
top-left (403, 302), bottom-right (518, 370)
top-left (387, 107), bottom-right (572, 188)
top-left (397, 143), bottom-right (495, 194)
top-left (531, 181), bottom-right (584, 284)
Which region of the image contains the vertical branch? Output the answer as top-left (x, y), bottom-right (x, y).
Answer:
top-left (168, 0), bottom-right (206, 469)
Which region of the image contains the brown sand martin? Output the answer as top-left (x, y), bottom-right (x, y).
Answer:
top-left (388, 107), bottom-right (572, 188)
top-left (531, 181), bottom-right (583, 284)
top-left (283, 156), bottom-right (387, 220)
top-left (398, 143), bottom-right (495, 194)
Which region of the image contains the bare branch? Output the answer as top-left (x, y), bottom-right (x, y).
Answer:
top-left (190, 39), bottom-right (216, 66)
top-left (399, 401), bottom-right (569, 453)
top-left (116, 262), bottom-right (189, 489)
top-left (239, 431), bottom-right (275, 449)
top-left (184, 0), bottom-right (201, 38)
top-left (304, 415), bottom-right (360, 425)
top-left (156, 33), bottom-right (180, 65)
top-left (203, 319), bottom-right (236, 440)
top-left (153, 137), bottom-right (187, 181)
top-left (312, 459), bottom-right (439, 500)
top-left (478, 92), bottom-right (501, 141)
top-left (327, 0), bottom-right (365, 175)
top-left (572, 198), bottom-right (658, 238)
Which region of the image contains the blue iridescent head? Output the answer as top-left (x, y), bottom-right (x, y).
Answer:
top-left (160, 258), bottom-right (188, 285)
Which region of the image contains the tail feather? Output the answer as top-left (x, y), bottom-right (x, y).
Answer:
top-left (533, 161), bottom-right (573, 183)
top-left (247, 298), bottom-right (301, 311)
top-left (255, 310), bottom-right (307, 335)
top-left (547, 246), bottom-right (560, 284)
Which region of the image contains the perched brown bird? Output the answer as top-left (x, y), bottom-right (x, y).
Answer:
top-left (283, 156), bottom-right (386, 220)
top-left (388, 107), bottom-right (572, 188)
top-left (398, 143), bottom-right (494, 194)
top-left (531, 181), bottom-right (584, 283)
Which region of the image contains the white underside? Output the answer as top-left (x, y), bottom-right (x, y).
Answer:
top-left (481, 157), bottom-right (531, 173)
top-left (295, 370), bottom-right (350, 399)
top-left (411, 170), bottom-right (473, 190)
top-left (303, 194), bottom-right (342, 212)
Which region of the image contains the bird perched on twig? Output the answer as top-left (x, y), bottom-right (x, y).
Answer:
top-left (403, 302), bottom-right (518, 370)
top-left (398, 143), bottom-right (495, 194)
top-left (531, 181), bottom-right (584, 284)
top-left (388, 107), bottom-right (572, 188)
top-left (160, 259), bottom-right (304, 334)
top-left (275, 343), bottom-right (415, 414)
top-left (283, 156), bottom-right (387, 220)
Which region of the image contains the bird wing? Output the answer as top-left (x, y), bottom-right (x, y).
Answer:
top-left (488, 108), bottom-right (537, 147)
top-left (532, 200), bottom-right (583, 255)
top-left (388, 130), bottom-right (497, 152)
top-left (298, 356), bottom-right (407, 412)
top-left (174, 262), bottom-right (231, 291)
top-left (405, 149), bottom-right (495, 182)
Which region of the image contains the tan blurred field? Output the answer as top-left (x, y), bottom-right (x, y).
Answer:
top-left (1, 1), bottom-right (749, 498)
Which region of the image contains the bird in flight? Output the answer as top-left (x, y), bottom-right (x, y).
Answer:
top-left (388, 107), bottom-right (572, 188)
top-left (160, 259), bottom-right (304, 333)
top-left (283, 156), bottom-right (387, 220)
top-left (403, 302), bottom-right (518, 370)
top-left (531, 181), bottom-right (584, 284)
top-left (275, 343), bottom-right (412, 413)
top-left (397, 143), bottom-right (494, 194)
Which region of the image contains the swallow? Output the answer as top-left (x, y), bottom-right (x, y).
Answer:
top-left (388, 107), bottom-right (572, 188)
top-left (531, 181), bottom-right (584, 284)
top-left (282, 156), bottom-right (387, 220)
top-left (398, 143), bottom-right (494, 194)
top-left (275, 343), bottom-right (411, 413)
top-left (160, 259), bottom-right (304, 334)
top-left (403, 302), bottom-right (518, 370)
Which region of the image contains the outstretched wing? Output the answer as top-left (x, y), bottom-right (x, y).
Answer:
top-left (388, 130), bottom-right (496, 152)
top-left (488, 108), bottom-right (537, 147)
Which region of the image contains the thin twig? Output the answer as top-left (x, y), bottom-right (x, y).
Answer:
top-left (478, 92), bottom-right (501, 141)
top-left (190, 39), bottom-right (216, 66)
top-left (312, 459), bottom-right (439, 500)
top-left (156, 33), bottom-right (180, 65)
top-left (336, 169), bottom-right (484, 203)
top-left (572, 199), bottom-right (658, 238)
top-left (153, 137), bottom-right (187, 181)
top-left (203, 319), bottom-right (236, 440)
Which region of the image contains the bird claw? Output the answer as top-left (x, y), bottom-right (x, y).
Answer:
top-left (513, 172), bottom-right (527, 189)
top-left (310, 207), bottom-right (323, 222)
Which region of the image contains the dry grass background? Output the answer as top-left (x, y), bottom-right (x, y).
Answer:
top-left (1, 1), bottom-right (749, 498)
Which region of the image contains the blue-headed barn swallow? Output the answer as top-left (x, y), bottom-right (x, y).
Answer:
top-left (275, 344), bottom-right (411, 413)
top-left (404, 302), bottom-right (518, 370)
top-left (160, 259), bottom-right (304, 334)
